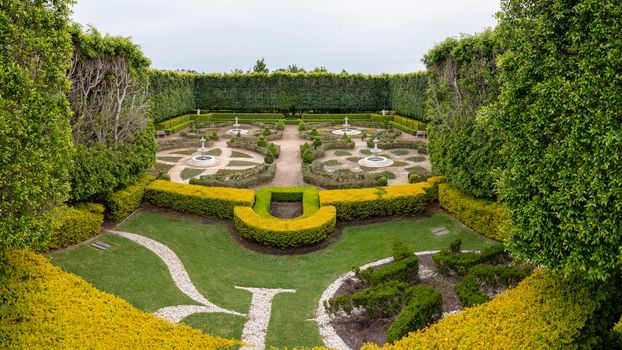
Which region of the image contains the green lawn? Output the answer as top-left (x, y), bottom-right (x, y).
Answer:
top-left (49, 210), bottom-right (495, 348)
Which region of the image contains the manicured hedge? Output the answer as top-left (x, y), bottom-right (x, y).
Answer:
top-left (318, 177), bottom-right (442, 220)
top-left (148, 70), bottom-right (196, 122)
top-left (233, 206), bottom-right (337, 248)
top-left (144, 180), bottom-right (254, 219)
top-left (454, 274), bottom-right (489, 307)
top-left (155, 114), bottom-right (194, 130)
top-left (105, 174), bottom-right (155, 222)
top-left (358, 256), bottom-right (419, 286)
top-left (253, 187), bottom-right (319, 218)
top-left (351, 281), bottom-right (410, 318)
top-left (438, 183), bottom-right (510, 241)
top-left (392, 116), bottom-right (428, 131)
top-left (388, 72), bottom-right (428, 120)
top-left (0, 250), bottom-right (239, 349)
top-left (386, 285), bottom-right (443, 343)
top-left (45, 203), bottom-right (104, 251)
top-left (363, 269), bottom-right (622, 349)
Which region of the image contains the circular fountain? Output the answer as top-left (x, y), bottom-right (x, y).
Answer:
top-left (190, 136), bottom-right (219, 167)
top-left (226, 116), bottom-right (249, 135)
top-left (332, 116), bottom-right (362, 136)
top-left (358, 137), bottom-right (394, 167)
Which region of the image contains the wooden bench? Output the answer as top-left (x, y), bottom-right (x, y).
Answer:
top-left (155, 130), bottom-right (167, 138)
top-left (416, 130), bottom-right (427, 138)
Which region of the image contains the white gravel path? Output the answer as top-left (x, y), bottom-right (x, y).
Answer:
top-left (236, 286), bottom-right (296, 350)
top-left (109, 230), bottom-right (243, 319)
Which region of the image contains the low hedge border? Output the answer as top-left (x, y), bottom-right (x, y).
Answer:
top-left (106, 174), bottom-right (156, 222)
top-left (438, 183), bottom-right (510, 241)
top-left (318, 177), bottom-right (443, 220)
top-left (386, 285), bottom-right (443, 343)
top-left (253, 186), bottom-right (319, 219)
top-left (44, 203), bottom-right (104, 251)
top-left (1, 250), bottom-right (239, 349)
top-left (233, 206), bottom-right (337, 248)
top-left (144, 180), bottom-right (255, 219)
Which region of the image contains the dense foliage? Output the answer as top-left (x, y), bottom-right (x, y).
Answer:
top-left (148, 69), bottom-right (196, 122)
top-left (0, 0), bottom-right (75, 250)
top-left (496, 0), bottom-right (622, 280)
top-left (68, 27), bottom-right (156, 201)
top-left (425, 29), bottom-right (504, 198)
top-left (362, 269), bottom-right (622, 349)
top-left (438, 183), bottom-right (510, 241)
top-left (105, 174), bottom-right (155, 222)
top-left (45, 203), bottom-right (104, 251)
top-left (388, 72), bottom-right (428, 120)
top-left (0, 250), bottom-right (239, 349)
top-left (385, 285), bottom-right (443, 343)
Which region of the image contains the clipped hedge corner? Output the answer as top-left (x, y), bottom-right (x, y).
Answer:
top-left (45, 203), bottom-right (104, 251)
top-left (106, 174), bottom-right (155, 222)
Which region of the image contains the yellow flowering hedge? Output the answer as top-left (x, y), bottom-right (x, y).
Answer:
top-left (0, 250), bottom-right (239, 349)
top-left (106, 174), bottom-right (156, 222)
top-left (145, 180), bottom-right (255, 219)
top-left (438, 183), bottom-right (510, 241)
top-left (362, 269), bottom-right (622, 350)
top-left (615, 316), bottom-right (622, 343)
top-left (44, 203), bottom-right (104, 251)
top-left (318, 177), bottom-right (443, 220)
top-left (234, 206), bottom-right (336, 248)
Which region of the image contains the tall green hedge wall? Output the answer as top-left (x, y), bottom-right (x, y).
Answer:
top-left (389, 72), bottom-right (428, 120)
top-left (148, 69), bottom-right (196, 122)
top-left (148, 71), bottom-right (429, 122)
top-left (194, 72), bottom-right (390, 114)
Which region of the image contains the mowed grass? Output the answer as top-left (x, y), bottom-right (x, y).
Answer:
top-left (49, 210), bottom-right (495, 348)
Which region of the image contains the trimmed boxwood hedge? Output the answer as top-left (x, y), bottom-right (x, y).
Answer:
top-left (386, 285), bottom-right (443, 343)
top-left (318, 177), bottom-right (443, 220)
top-left (144, 180), bottom-right (254, 219)
top-left (253, 186), bottom-right (319, 219)
top-left (44, 203), bottom-right (104, 251)
top-left (438, 183), bottom-right (510, 241)
top-left (233, 206), bottom-right (337, 248)
top-left (105, 174), bottom-right (155, 222)
top-left (1, 250), bottom-right (239, 349)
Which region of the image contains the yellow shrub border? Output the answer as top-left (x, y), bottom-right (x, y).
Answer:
top-left (0, 250), bottom-right (239, 349)
top-left (233, 206), bottom-right (337, 248)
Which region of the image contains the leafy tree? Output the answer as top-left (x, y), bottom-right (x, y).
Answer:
top-left (286, 64), bottom-right (305, 73)
top-left (252, 57), bottom-right (269, 73)
top-left (497, 0), bottom-right (622, 280)
top-left (311, 66), bottom-right (328, 73)
top-left (0, 0), bottom-right (75, 250)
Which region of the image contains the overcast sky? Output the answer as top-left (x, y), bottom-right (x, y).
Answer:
top-left (71, 0), bottom-right (499, 74)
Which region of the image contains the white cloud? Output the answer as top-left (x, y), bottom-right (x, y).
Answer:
top-left (71, 0), bottom-right (499, 73)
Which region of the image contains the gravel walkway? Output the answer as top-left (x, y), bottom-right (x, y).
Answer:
top-left (267, 125), bottom-right (306, 187)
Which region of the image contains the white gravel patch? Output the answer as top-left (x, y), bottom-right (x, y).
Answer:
top-left (236, 286), bottom-right (296, 350)
top-left (109, 230), bottom-right (243, 318)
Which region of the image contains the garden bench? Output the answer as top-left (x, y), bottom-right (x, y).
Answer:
top-left (416, 130), bottom-right (427, 138)
top-left (155, 130), bottom-right (167, 138)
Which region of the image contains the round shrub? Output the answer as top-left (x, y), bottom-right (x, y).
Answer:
top-left (262, 128), bottom-right (271, 136)
top-left (298, 120), bottom-right (305, 131)
top-left (312, 137), bottom-right (322, 149)
top-left (302, 148), bottom-right (314, 164)
top-left (257, 136), bottom-right (267, 147)
top-left (276, 120), bottom-right (285, 130)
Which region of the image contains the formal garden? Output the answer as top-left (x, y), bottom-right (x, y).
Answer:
top-left (2, 1), bottom-right (622, 349)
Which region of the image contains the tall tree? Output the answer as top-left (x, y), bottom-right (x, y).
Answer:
top-left (497, 0), bottom-right (622, 280)
top-left (0, 0), bottom-right (75, 250)
top-left (252, 57), bottom-right (269, 73)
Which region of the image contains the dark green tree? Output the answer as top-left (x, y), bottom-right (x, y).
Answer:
top-left (497, 0), bottom-right (622, 280)
top-left (0, 0), bottom-right (75, 250)
top-left (252, 58), bottom-right (269, 73)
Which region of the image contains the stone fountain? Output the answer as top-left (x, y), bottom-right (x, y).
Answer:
top-left (190, 136), bottom-right (219, 167)
top-left (331, 116), bottom-right (361, 136)
top-left (226, 116), bottom-right (249, 135)
top-left (358, 137), bottom-right (394, 167)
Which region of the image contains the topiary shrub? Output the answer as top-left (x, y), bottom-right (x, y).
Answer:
top-left (262, 127), bottom-right (271, 136)
top-left (313, 136), bottom-right (322, 149)
top-left (357, 255), bottom-right (419, 286)
top-left (468, 264), bottom-right (533, 289)
top-left (386, 285), bottom-right (443, 343)
top-left (276, 119), bottom-right (285, 130)
top-left (257, 135), bottom-right (267, 147)
top-left (454, 274), bottom-right (489, 307)
top-left (393, 241), bottom-right (414, 261)
top-left (45, 203), bottom-right (104, 251)
top-left (408, 166), bottom-right (430, 183)
top-left (298, 120), bottom-right (305, 131)
top-left (302, 148), bottom-right (314, 164)
top-left (267, 143), bottom-right (279, 157)
top-left (105, 174), bottom-right (155, 222)
top-left (351, 281), bottom-right (410, 319)
top-left (264, 152), bottom-right (274, 164)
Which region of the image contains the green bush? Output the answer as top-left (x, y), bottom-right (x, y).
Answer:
top-left (433, 240), bottom-right (506, 276)
top-left (144, 180), bottom-right (254, 220)
top-left (455, 274), bottom-right (488, 307)
top-left (358, 256), bottom-right (419, 286)
top-left (468, 264), bottom-right (533, 289)
top-left (45, 203), bottom-right (104, 251)
top-left (393, 241), bottom-right (414, 261)
top-left (105, 174), bottom-right (155, 222)
top-left (256, 136), bottom-right (267, 147)
top-left (389, 72), bottom-right (428, 119)
top-left (253, 187), bottom-right (319, 218)
top-left (351, 281), bottom-right (410, 318)
top-left (386, 285), bottom-right (443, 343)
top-left (276, 120), bottom-right (285, 130)
top-left (298, 120), bottom-right (305, 131)
top-left (191, 164), bottom-right (276, 188)
top-left (438, 183), bottom-right (510, 241)
top-left (302, 148), bottom-right (314, 164)
top-left (408, 166), bottom-right (430, 183)
top-left (262, 128), bottom-right (271, 136)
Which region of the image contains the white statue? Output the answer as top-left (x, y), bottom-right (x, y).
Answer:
top-left (197, 108), bottom-right (201, 115)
